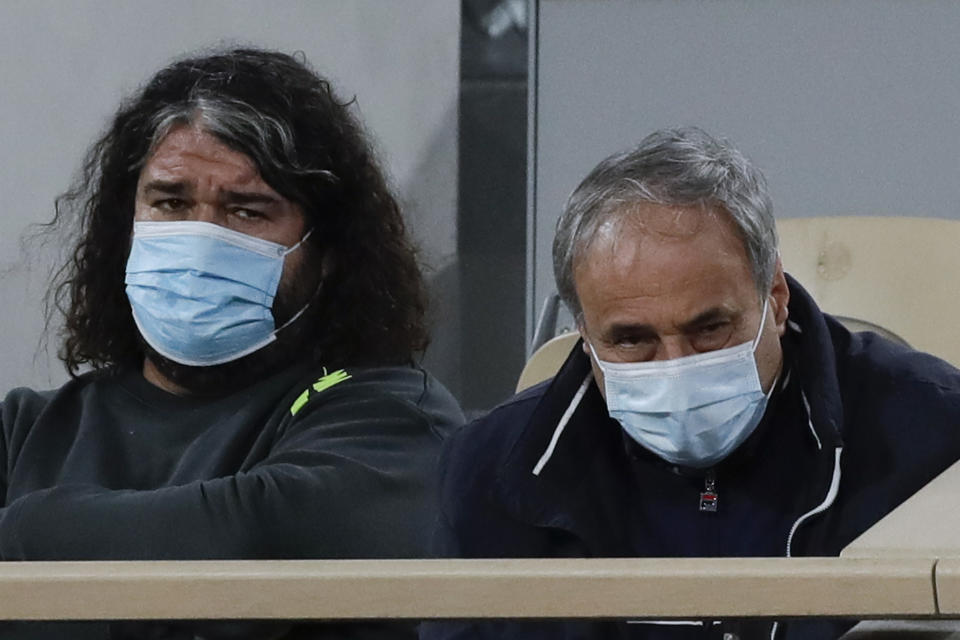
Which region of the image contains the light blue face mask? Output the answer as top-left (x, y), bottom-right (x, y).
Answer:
top-left (125, 220), bottom-right (312, 367)
top-left (589, 299), bottom-right (774, 469)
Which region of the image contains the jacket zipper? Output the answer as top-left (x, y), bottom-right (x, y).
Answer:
top-left (700, 468), bottom-right (719, 512)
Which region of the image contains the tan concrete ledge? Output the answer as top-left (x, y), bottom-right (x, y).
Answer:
top-left (933, 559), bottom-right (960, 615)
top-left (0, 557), bottom-right (937, 620)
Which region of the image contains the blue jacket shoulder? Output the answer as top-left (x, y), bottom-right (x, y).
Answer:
top-left (444, 381), bottom-right (547, 462)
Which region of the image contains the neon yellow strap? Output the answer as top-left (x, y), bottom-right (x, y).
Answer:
top-left (289, 369), bottom-right (353, 416)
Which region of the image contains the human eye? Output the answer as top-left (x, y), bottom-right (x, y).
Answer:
top-left (609, 333), bottom-right (657, 361)
top-left (616, 334), bottom-right (650, 348)
top-left (698, 321), bottom-right (728, 335)
top-left (231, 207), bottom-right (266, 220)
top-left (153, 198), bottom-right (188, 212)
top-left (690, 320), bottom-right (733, 351)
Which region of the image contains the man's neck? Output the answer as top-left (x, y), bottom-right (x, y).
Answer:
top-left (142, 358), bottom-right (192, 396)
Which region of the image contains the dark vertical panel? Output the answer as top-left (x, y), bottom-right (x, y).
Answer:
top-left (458, 0), bottom-right (528, 413)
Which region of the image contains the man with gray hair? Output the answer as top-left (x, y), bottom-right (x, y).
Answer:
top-left (424, 127), bottom-right (960, 639)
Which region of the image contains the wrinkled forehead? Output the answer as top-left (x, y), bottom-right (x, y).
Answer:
top-left (578, 200), bottom-right (745, 266)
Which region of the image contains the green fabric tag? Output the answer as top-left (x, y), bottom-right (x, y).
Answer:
top-left (290, 369), bottom-right (353, 416)
top-left (313, 369), bottom-right (352, 393)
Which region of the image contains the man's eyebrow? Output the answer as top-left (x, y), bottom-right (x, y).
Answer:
top-left (603, 308), bottom-right (737, 340)
top-left (679, 307), bottom-right (734, 331)
top-left (139, 179), bottom-right (188, 196)
top-left (606, 322), bottom-right (658, 340)
top-left (221, 190), bottom-right (281, 206)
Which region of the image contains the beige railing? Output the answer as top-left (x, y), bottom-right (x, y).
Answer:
top-left (0, 556), bottom-right (942, 621)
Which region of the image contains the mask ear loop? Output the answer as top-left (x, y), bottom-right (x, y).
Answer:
top-left (753, 295), bottom-right (782, 399)
top-left (274, 227), bottom-right (317, 335)
top-left (751, 297), bottom-right (770, 351)
top-left (274, 303), bottom-right (309, 334)
top-left (586, 339), bottom-right (603, 367)
top-left (281, 227), bottom-right (315, 256)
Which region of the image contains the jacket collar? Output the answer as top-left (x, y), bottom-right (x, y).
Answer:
top-left (781, 274), bottom-right (845, 450)
top-left (497, 340), bottom-right (596, 481)
top-left (493, 340), bottom-right (624, 536)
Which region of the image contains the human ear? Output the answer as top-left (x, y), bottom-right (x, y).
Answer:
top-left (769, 257), bottom-right (790, 337)
top-left (578, 321), bottom-right (591, 355)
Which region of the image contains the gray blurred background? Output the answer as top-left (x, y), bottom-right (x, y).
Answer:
top-left (528, 0), bottom-right (960, 339)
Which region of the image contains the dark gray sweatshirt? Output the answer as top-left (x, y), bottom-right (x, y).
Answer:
top-left (0, 363), bottom-right (463, 638)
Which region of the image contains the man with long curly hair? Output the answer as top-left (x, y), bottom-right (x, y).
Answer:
top-left (0, 48), bottom-right (463, 639)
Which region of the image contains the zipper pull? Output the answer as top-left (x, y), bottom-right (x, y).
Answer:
top-left (700, 468), bottom-right (718, 513)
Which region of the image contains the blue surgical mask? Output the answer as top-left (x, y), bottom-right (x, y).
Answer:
top-left (125, 220), bottom-right (312, 367)
top-left (589, 300), bottom-right (773, 468)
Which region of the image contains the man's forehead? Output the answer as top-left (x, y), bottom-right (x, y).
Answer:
top-left (141, 125), bottom-right (262, 183)
top-left (598, 201), bottom-right (710, 238)
top-left (584, 201), bottom-right (744, 264)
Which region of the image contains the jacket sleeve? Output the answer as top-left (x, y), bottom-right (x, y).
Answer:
top-left (0, 389), bottom-right (444, 561)
top-left (420, 432), bottom-right (519, 640)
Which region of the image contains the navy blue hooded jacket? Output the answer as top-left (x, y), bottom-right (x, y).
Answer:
top-left (422, 277), bottom-right (960, 640)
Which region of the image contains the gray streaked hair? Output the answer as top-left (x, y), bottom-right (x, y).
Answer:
top-left (144, 96), bottom-right (336, 201)
top-left (553, 126), bottom-right (778, 319)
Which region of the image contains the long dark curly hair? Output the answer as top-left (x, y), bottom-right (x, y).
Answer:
top-left (52, 47), bottom-right (428, 375)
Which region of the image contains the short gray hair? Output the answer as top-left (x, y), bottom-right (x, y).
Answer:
top-left (553, 126), bottom-right (778, 319)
